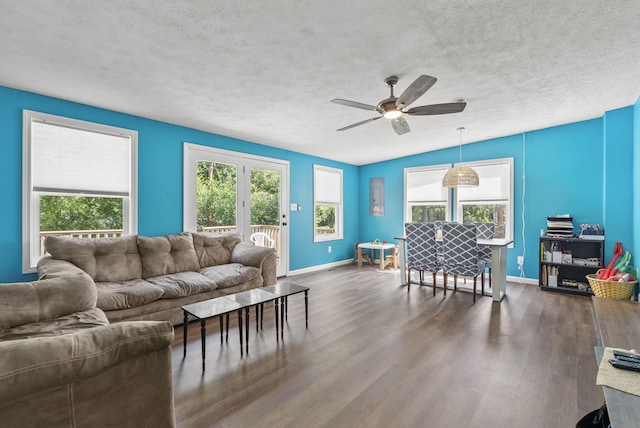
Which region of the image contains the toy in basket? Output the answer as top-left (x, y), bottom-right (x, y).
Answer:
top-left (586, 270), bottom-right (637, 300)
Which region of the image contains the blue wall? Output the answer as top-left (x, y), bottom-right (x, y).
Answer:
top-left (359, 113), bottom-right (634, 279)
top-left (0, 85), bottom-right (636, 283)
top-left (0, 86), bottom-right (359, 282)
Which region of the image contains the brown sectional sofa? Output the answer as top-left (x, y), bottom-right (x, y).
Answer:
top-left (0, 266), bottom-right (175, 427)
top-left (38, 231), bottom-right (277, 325)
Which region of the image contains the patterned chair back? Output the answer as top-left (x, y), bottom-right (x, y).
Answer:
top-left (472, 222), bottom-right (494, 263)
top-left (442, 222), bottom-right (483, 277)
top-left (404, 222), bottom-right (440, 272)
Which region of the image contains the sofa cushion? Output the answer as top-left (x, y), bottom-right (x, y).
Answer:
top-left (192, 232), bottom-right (241, 268)
top-left (199, 263), bottom-right (262, 289)
top-left (146, 272), bottom-right (218, 299)
top-left (0, 273), bottom-right (96, 329)
top-left (96, 279), bottom-right (164, 311)
top-left (44, 235), bottom-right (142, 282)
top-left (0, 308), bottom-right (109, 341)
top-left (138, 232), bottom-right (200, 279)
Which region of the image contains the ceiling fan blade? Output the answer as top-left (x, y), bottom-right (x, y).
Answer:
top-left (337, 116), bottom-right (381, 131)
top-left (405, 102), bottom-right (467, 115)
top-left (331, 98), bottom-right (378, 111)
top-left (391, 117), bottom-right (410, 135)
top-left (395, 75), bottom-right (437, 108)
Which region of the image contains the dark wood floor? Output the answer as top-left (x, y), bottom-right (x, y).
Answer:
top-left (171, 265), bottom-right (603, 427)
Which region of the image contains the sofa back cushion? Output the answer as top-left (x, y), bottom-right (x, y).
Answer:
top-left (138, 232), bottom-right (200, 279)
top-left (44, 235), bottom-right (142, 282)
top-left (0, 272), bottom-right (96, 329)
top-left (192, 232), bottom-right (241, 268)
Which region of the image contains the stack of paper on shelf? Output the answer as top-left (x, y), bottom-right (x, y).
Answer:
top-left (546, 216), bottom-right (574, 238)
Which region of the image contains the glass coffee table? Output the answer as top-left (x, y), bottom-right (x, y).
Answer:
top-left (182, 297), bottom-right (244, 371)
top-left (182, 283), bottom-right (310, 370)
top-left (261, 282), bottom-right (309, 339)
top-left (223, 288), bottom-right (283, 355)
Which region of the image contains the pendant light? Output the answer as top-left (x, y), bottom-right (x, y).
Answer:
top-left (442, 127), bottom-right (479, 188)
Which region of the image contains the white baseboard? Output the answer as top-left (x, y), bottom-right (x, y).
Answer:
top-left (286, 261), bottom-right (539, 286)
top-left (506, 275), bottom-right (538, 285)
top-left (287, 259), bottom-right (353, 276)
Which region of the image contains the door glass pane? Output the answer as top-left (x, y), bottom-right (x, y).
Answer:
top-left (196, 161), bottom-right (237, 233)
top-left (250, 167), bottom-right (281, 259)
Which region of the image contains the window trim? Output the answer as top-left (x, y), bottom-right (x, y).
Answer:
top-left (22, 110), bottom-right (138, 273)
top-left (313, 164), bottom-right (343, 242)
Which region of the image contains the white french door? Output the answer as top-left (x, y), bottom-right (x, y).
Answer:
top-left (183, 144), bottom-right (289, 277)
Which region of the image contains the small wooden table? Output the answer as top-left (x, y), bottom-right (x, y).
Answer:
top-left (357, 242), bottom-right (397, 270)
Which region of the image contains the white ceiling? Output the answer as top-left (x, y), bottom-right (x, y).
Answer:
top-left (1, 1), bottom-right (639, 165)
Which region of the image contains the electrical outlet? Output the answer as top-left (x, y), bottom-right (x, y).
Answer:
top-left (328, 246), bottom-right (332, 253)
top-left (517, 256), bottom-right (524, 265)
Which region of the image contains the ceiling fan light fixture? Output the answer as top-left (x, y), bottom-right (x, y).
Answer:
top-left (383, 109), bottom-right (402, 119)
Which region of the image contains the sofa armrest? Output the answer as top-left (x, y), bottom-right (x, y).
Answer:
top-left (0, 271), bottom-right (97, 330)
top-left (37, 255), bottom-right (86, 279)
top-left (0, 320), bottom-right (173, 404)
top-left (230, 243), bottom-right (277, 285)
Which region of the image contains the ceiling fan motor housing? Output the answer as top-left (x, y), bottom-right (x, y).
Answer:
top-left (378, 97), bottom-right (399, 116)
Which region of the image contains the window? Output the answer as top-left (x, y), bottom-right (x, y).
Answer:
top-left (404, 165), bottom-right (451, 222)
top-left (314, 165), bottom-right (343, 242)
top-left (455, 158), bottom-right (513, 240)
top-left (22, 111), bottom-right (137, 272)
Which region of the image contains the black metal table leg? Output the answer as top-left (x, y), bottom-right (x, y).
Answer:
top-left (260, 303), bottom-right (264, 330)
top-left (280, 297), bottom-right (285, 339)
top-left (274, 299), bottom-right (279, 342)
top-left (183, 311), bottom-right (188, 358)
top-left (200, 318), bottom-right (206, 371)
top-left (285, 296), bottom-right (288, 321)
top-left (305, 290), bottom-right (309, 329)
top-left (255, 305), bottom-right (259, 331)
top-left (226, 313), bottom-right (230, 343)
top-left (245, 307), bottom-right (250, 354)
top-left (238, 309), bottom-right (243, 357)
top-left (219, 314), bottom-right (223, 345)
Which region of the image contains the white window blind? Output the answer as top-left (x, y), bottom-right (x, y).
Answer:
top-left (406, 167), bottom-right (449, 203)
top-left (31, 121), bottom-right (131, 195)
top-left (314, 166), bottom-right (341, 203)
top-left (456, 162), bottom-right (510, 201)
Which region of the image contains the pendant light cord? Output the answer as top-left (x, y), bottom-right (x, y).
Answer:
top-left (458, 127), bottom-right (465, 163)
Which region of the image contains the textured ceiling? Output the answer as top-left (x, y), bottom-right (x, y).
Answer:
top-left (1, 1), bottom-right (639, 165)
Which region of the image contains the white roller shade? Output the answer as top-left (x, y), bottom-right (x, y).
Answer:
top-left (406, 167), bottom-right (448, 202)
top-left (457, 162), bottom-right (510, 201)
top-left (314, 166), bottom-right (341, 204)
top-left (31, 121), bottom-right (131, 195)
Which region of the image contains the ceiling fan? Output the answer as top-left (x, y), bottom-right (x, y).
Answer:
top-left (331, 75), bottom-right (466, 135)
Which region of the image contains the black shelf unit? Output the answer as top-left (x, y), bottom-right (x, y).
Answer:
top-left (539, 236), bottom-right (604, 296)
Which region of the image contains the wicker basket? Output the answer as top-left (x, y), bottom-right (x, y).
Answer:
top-left (586, 273), bottom-right (637, 300)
